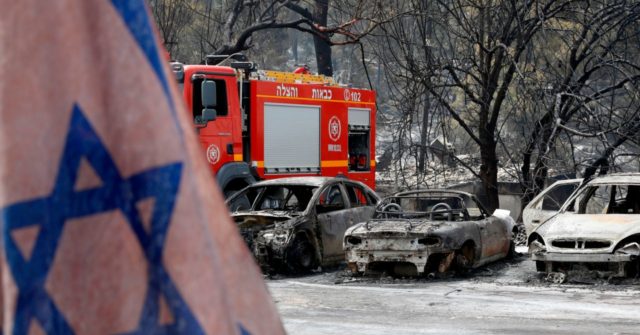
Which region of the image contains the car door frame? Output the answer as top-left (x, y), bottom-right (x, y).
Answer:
top-left (342, 181), bottom-right (379, 226)
top-left (315, 182), bottom-right (355, 264)
top-left (522, 179), bottom-right (582, 236)
top-left (470, 197), bottom-right (509, 263)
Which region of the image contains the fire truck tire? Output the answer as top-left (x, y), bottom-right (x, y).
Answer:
top-left (224, 188), bottom-right (242, 198)
top-left (217, 162), bottom-right (256, 198)
top-left (226, 190), bottom-right (251, 211)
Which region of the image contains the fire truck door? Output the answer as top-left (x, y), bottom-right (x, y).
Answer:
top-left (193, 77), bottom-right (236, 169)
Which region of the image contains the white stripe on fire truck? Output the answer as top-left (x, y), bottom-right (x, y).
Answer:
top-left (253, 160), bottom-right (349, 168)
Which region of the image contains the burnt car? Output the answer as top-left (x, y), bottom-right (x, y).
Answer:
top-left (528, 173), bottom-right (640, 279)
top-left (226, 177), bottom-right (380, 273)
top-left (343, 190), bottom-right (516, 277)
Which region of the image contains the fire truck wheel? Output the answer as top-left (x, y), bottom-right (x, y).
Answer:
top-left (225, 188), bottom-right (251, 211)
top-left (286, 237), bottom-right (318, 274)
top-left (224, 188), bottom-right (242, 198)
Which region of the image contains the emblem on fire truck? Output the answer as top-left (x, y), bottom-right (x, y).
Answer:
top-left (328, 116), bottom-right (341, 142)
top-left (344, 89), bottom-right (350, 101)
top-left (206, 144), bottom-right (221, 164)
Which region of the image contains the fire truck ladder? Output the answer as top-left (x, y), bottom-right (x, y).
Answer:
top-left (256, 70), bottom-right (337, 86)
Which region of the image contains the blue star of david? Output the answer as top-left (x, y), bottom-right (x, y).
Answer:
top-left (1, 104), bottom-right (204, 334)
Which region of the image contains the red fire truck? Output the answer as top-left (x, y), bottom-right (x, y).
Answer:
top-left (171, 55), bottom-right (376, 195)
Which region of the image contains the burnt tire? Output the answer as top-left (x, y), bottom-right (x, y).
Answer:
top-left (509, 242), bottom-right (516, 258)
top-left (285, 237), bottom-right (318, 274)
top-left (625, 260), bottom-right (640, 278)
top-left (613, 242), bottom-right (640, 278)
top-left (507, 234), bottom-right (517, 259)
top-left (512, 224), bottom-right (527, 246)
top-left (454, 243), bottom-right (475, 275)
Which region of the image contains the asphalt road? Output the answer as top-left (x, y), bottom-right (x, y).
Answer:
top-left (267, 253), bottom-right (640, 335)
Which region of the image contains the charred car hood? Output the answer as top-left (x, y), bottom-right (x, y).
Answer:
top-left (234, 210), bottom-right (310, 232)
top-left (232, 211), bottom-right (303, 230)
top-left (347, 219), bottom-right (462, 237)
top-left (537, 213), bottom-right (640, 242)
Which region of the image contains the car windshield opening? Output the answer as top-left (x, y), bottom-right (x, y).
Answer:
top-left (376, 194), bottom-right (473, 221)
top-left (228, 185), bottom-right (318, 213)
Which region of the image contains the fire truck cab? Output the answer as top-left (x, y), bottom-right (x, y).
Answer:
top-left (171, 56), bottom-right (376, 195)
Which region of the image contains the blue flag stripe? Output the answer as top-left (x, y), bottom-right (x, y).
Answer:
top-left (110, 0), bottom-right (182, 137)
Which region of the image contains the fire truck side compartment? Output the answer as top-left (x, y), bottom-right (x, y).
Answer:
top-left (263, 103), bottom-right (321, 174)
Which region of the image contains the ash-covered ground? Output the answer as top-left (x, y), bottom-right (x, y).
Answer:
top-left (267, 249), bottom-right (640, 334)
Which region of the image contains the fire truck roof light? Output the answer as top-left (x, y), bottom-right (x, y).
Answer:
top-left (230, 61), bottom-right (256, 70)
top-left (205, 54), bottom-right (248, 65)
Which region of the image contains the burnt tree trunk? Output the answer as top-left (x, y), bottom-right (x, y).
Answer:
top-left (520, 111), bottom-right (553, 209)
top-left (417, 97), bottom-right (431, 173)
top-left (520, 112), bottom-right (556, 211)
top-left (313, 0), bottom-right (333, 76)
top-left (479, 126), bottom-right (499, 212)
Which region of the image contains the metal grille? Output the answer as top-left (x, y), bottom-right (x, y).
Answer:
top-left (551, 239), bottom-right (611, 249)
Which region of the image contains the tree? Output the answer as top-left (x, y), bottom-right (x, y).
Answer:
top-left (148, 0), bottom-right (194, 57)
top-left (381, 0), bottom-right (436, 175)
top-left (420, 0), bottom-right (573, 211)
top-left (150, 0), bottom-right (387, 75)
top-left (520, 0), bottom-right (640, 206)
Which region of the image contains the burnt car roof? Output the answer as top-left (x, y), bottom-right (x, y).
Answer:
top-left (248, 176), bottom-right (341, 188)
top-left (392, 189), bottom-right (474, 198)
top-left (245, 176), bottom-right (373, 189)
top-left (584, 173), bottom-right (640, 185)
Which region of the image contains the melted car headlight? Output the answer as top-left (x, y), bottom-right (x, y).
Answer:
top-left (417, 237), bottom-right (440, 246)
top-left (259, 230), bottom-right (289, 245)
top-left (529, 240), bottom-right (546, 254)
top-left (273, 233), bottom-right (288, 244)
top-left (346, 236), bottom-right (362, 245)
top-left (615, 242), bottom-right (640, 256)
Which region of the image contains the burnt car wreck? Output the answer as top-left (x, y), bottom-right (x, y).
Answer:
top-left (528, 173), bottom-right (640, 280)
top-left (343, 190), bottom-right (515, 277)
top-left (226, 177), bottom-right (379, 274)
